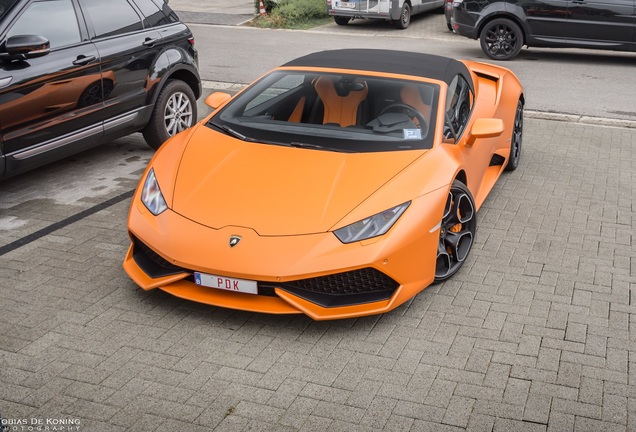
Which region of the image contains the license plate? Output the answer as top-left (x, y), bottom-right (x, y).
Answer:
top-left (335, 1), bottom-right (356, 9)
top-left (194, 272), bottom-right (258, 295)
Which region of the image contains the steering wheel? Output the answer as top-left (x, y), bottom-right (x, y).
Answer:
top-left (379, 103), bottom-right (427, 129)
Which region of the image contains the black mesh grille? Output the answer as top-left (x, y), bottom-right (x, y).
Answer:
top-left (271, 268), bottom-right (400, 307)
top-left (283, 268), bottom-right (398, 295)
top-left (132, 236), bottom-right (187, 278)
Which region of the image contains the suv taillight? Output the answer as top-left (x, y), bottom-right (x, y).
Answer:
top-left (188, 37), bottom-right (195, 47)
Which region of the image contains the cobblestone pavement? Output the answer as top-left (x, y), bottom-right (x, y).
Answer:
top-left (0, 114), bottom-right (635, 431)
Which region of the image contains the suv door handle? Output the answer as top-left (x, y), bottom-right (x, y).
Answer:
top-left (73, 55), bottom-right (96, 66)
top-left (0, 76), bottom-right (12, 89)
top-left (142, 38), bottom-right (159, 47)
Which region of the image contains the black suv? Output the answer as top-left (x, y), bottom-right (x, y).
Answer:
top-left (0, 0), bottom-right (201, 179)
top-left (451, 0), bottom-right (636, 60)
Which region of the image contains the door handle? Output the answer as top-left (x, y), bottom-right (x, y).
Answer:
top-left (73, 55), bottom-right (96, 66)
top-left (142, 38), bottom-right (159, 47)
top-left (0, 76), bottom-right (12, 89)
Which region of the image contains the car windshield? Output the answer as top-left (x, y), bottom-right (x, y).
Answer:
top-left (207, 70), bottom-right (440, 153)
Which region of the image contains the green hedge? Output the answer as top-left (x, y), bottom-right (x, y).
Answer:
top-left (273, 0), bottom-right (328, 22)
top-left (255, 0), bottom-right (328, 25)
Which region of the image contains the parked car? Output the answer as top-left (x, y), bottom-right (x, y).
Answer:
top-left (451, 0), bottom-right (636, 60)
top-left (0, 0), bottom-right (201, 179)
top-left (444, 0), bottom-right (452, 30)
top-left (327, 0), bottom-right (444, 29)
top-left (123, 49), bottom-right (524, 320)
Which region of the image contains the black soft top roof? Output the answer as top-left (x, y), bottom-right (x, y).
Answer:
top-left (282, 49), bottom-right (473, 90)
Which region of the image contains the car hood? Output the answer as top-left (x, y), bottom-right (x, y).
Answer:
top-left (171, 128), bottom-right (424, 236)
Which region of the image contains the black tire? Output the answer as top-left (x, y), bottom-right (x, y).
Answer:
top-left (505, 99), bottom-right (523, 171)
top-left (143, 79), bottom-right (197, 150)
top-left (434, 180), bottom-right (476, 282)
top-left (479, 18), bottom-right (523, 61)
top-left (394, 2), bottom-right (410, 29)
top-left (334, 16), bottom-right (350, 26)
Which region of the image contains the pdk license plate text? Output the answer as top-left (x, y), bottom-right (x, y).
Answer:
top-left (194, 272), bottom-right (258, 295)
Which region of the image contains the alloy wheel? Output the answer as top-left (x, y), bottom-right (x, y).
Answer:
top-left (435, 182), bottom-right (476, 281)
top-left (482, 20), bottom-right (522, 60)
top-left (164, 91), bottom-right (194, 136)
top-left (511, 102), bottom-right (523, 160)
top-left (505, 100), bottom-right (524, 171)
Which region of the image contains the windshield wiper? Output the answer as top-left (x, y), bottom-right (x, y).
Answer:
top-left (290, 142), bottom-right (354, 153)
top-left (220, 125), bottom-right (251, 141)
top-left (210, 123), bottom-right (256, 141)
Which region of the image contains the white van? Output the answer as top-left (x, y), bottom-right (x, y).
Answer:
top-left (327, 0), bottom-right (444, 29)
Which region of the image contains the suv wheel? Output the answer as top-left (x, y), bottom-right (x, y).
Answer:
top-left (394, 2), bottom-right (410, 29)
top-left (143, 79), bottom-right (197, 150)
top-left (334, 16), bottom-right (350, 25)
top-left (480, 18), bottom-right (523, 60)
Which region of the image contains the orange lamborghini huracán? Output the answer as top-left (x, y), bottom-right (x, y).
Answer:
top-left (123, 49), bottom-right (524, 320)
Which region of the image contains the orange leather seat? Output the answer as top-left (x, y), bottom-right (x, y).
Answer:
top-left (313, 76), bottom-right (368, 127)
top-left (287, 96), bottom-right (306, 123)
top-left (400, 85), bottom-right (431, 127)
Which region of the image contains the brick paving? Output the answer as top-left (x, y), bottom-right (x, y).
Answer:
top-left (0, 115), bottom-right (635, 431)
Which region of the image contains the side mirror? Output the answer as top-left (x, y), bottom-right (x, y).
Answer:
top-left (2, 35), bottom-right (50, 61)
top-left (466, 118), bottom-right (504, 146)
top-left (205, 92), bottom-right (231, 109)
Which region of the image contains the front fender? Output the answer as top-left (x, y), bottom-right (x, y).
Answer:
top-left (333, 147), bottom-right (465, 230)
top-left (145, 47), bottom-right (201, 106)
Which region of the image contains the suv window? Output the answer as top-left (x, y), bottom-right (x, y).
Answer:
top-left (0, 0), bottom-right (19, 20)
top-left (445, 74), bottom-right (473, 140)
top-left (7, 0), bottom-right (80, 49)
top-left (151, 0), bottom-right (179, 23)
top-left (80, 0), bottom-right (143, 38)
top-left (133, 0), bottom-right (170, 27)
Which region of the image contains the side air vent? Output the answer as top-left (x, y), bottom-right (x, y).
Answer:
top-left (132, 236), bottom-right (187, 278)
top-left (489, 154), bottom-right (506, 166)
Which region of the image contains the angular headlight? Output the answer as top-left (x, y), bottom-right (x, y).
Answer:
top-left (141, 168), bottom-right (168, 215)
top-left (334, 202), bottom-right (410, 244)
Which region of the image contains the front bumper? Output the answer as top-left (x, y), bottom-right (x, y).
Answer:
top-left (123, 188), bottom-right (447, 320)
top-left (327, 0), bottom-right (397, 20)
top-left (328, 11), bottom-right (391, 19)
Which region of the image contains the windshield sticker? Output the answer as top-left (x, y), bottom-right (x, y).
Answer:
top-left (403, 129), bottom-right (422, 140)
